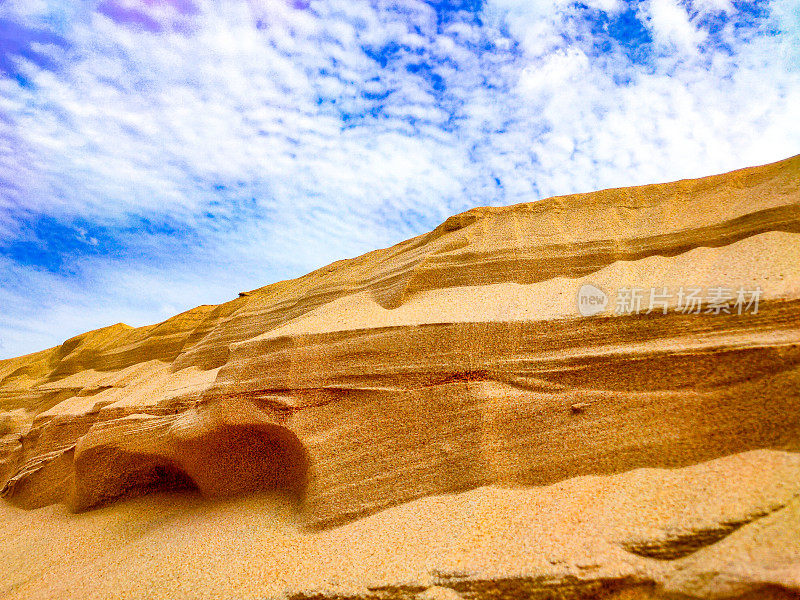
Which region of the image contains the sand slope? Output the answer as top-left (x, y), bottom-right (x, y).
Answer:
top-left (1, 155), bottom-right (799, 599)
top-left (2, 450), bottom-right (799, 599)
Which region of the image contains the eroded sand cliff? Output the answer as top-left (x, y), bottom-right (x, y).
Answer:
top-left (1, 155), bottom-right (799, 599)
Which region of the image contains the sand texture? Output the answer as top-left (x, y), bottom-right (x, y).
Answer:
top-left (1, 155), bottom-right (799, 599)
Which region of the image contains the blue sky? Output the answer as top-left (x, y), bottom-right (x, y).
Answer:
top-left (0, 0), bottom-right (798, 358)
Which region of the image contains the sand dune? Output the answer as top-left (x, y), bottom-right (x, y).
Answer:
top-left (1, 155), bottom-right (799, 599)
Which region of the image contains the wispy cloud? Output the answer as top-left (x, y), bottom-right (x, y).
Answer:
top-left (0, 0), bottom-right (798, 358)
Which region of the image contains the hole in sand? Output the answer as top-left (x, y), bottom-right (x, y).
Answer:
top-left (177, 423), bottom-right (310, 502)
top-left (72, 424), bottom-right (310, 511)
top-left (72, 450), bottom-right (200, 511)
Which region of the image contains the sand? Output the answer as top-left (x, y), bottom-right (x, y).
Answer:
top-left (1, 155), bottom-right (799, 599)
top-left (2, 449), bottom-right (799, 600)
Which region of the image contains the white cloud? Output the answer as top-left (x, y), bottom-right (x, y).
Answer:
top-left (692, 0), bottom-right (735, 16)
top-left (517, 47), bottom-right (591, 95)
top-left (639, 0), bottom-right (706, 53)
top-left (771, 0), bottom-right (800, 70)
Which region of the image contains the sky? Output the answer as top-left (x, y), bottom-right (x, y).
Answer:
top-left (0, 0), bottom-right (798, 359)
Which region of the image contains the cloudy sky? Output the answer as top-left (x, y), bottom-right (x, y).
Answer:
top-left (0, 0), bottom-right (798, 358)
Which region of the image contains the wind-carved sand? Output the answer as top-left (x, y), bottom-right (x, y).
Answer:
top-left (0, 156), bottom-right (799, 599)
